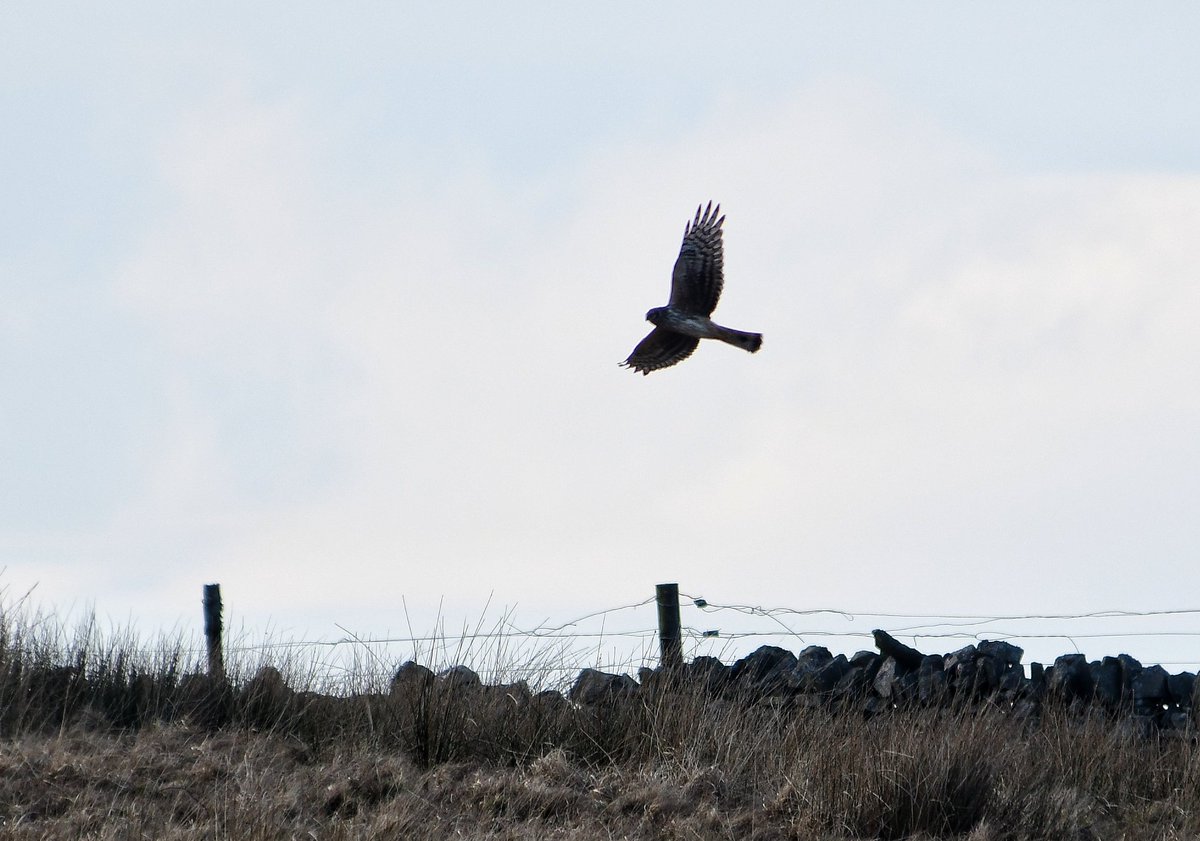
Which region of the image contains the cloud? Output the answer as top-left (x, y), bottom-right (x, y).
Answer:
top-left (13, 77), bottom-right (1198, 670)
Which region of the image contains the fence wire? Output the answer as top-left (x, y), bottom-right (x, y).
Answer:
top-left (200, 593), bottom-right (1200, 687)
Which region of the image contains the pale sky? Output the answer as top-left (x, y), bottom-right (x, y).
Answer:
top-left (3, 4), bottom-right (1199, 676)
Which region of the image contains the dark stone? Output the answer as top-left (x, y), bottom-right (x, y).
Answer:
top-left (871, 629), bottom-right (924, 671)
top-left (789, 658), bottom-right (823, 694)
top-left (732, 646), bottom-right (798, 693)
top-left (952, 659), bottom-right (977, 696)
top-left (438, 665), bottom-right (482, 690)
top-left (849, 651), bottom-right (883, 686)
top-left (1029, 663), bottom-right (1046, 698)
top-left (173, 673), bottom-right (232, 727)
top-left (1118, 654), bottom-right (1143, 700)
top-left (686, 656), bottom-right (733, 695)
top-left (861, 695), bottom-right (889, 717)
top-left (813, 654), bottom-right (849, 694)
top-left (483, 681), bottom-right (531, 711)
top-left (390, 661), bottom-right (435, 697)
top-left (568, 669), bottom-right (637, 705)
top-left (477, 681), bottom-right (530, 719)
top-left (998, 664), bottom-right (1026, 699)
top-left (977, 640), bottom-right (1024, 667)
top-left (1091, 658), bottom-right (1122, 708)
top-left (1161, 710), bottom-right (1191, 732)
top-left (974, 656), bottom-right (1002, 694)
top-left (689, 655), bottom-right (726, 674)
top-left (918, 655), bottom-right (947, 705)
top-left (1012, 698), bottom-right (1042, 724)
top-left (638, 665), bottom-right (684, 694)
top-left (1168, 672), bottom-right (1195, 706)
top-left (239, 666), bottom-right (293, 714)
top-left (1133, 665), bottom-right (1169, 711)
top-left (945, 646), bottom-right (978, 693)
top-left (849, 650), bottom-right (879, 669)
top-left (529, 689), bottom-right (569, 716)
top-left (944, 645), bottom-right (978, 672)
top-left (1048, 654), bottom-right (1093, 702)
top-left (873, 657), bottom-right (916, 705)
top-left (639, 665), bottom-right (686, 695)
top-left (834, 665), bottom-right (871, 699)
top-left (798, 646), bottom-right (833, 668)
top-left (873, 657), bottom-right (901, 699)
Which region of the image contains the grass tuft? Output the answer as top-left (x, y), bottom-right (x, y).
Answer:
top-left (0, 597), bottom-right (1198, 838)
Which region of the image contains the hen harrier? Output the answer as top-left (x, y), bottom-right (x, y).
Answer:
top-left (621, 202), bottom-right (762, 375)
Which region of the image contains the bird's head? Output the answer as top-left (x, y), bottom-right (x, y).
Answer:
top-left (645, 306), bottom-right (667, 325)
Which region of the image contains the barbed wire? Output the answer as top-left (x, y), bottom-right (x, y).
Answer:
top-left (200, 593), bottom-right (1200, 676)
top-left (681, 595), bottom-right (1200, 624)
top-left (228, 628), bottom-right (662, 652)
top-left (509, 597), bottom-right (656, 636)
top-left (20, 586), bottom-right (1200, 692)
top-left (679, 628), bottom-right (1200, 642)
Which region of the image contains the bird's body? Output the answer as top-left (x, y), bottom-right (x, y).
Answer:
top-left (621, 203), bottom-right (762, 375)
top-left (646, 306), bottom-right (763, 348)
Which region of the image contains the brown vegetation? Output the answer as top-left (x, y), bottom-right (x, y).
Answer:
top-left (1, 606), bottom-right (1198, 839)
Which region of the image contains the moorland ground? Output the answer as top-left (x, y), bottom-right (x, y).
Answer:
top-left (1, 607), bottom-right (1198, 839)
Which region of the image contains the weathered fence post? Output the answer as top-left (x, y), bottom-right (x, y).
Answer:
top-left (203, 583), bottom-right (225, 683)
top-left (656, 582), bottom-right (682, 671)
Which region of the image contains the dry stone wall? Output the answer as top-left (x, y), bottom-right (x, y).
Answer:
top-left (555, 630), bottom-right (1198, 734)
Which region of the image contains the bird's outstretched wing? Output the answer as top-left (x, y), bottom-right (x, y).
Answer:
top-left (668, 201), bottom-right (725, 316)
top-left (620, 328), bottom-right (700, 375)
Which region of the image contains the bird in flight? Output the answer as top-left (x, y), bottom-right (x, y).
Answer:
top-left (621, 202), bottom-right (762, 375)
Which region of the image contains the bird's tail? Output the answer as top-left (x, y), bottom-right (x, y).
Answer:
top-left (717, 326), bottom-right (763, 353)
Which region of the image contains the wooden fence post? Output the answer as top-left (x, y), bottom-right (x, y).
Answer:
top-left (203, 583), bottom-right (225, 683)
top-left (656, 582), bottom-right (682, 671)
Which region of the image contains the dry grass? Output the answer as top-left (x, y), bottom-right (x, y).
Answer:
top-left (0, 602), bottom-right (1198, 839)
